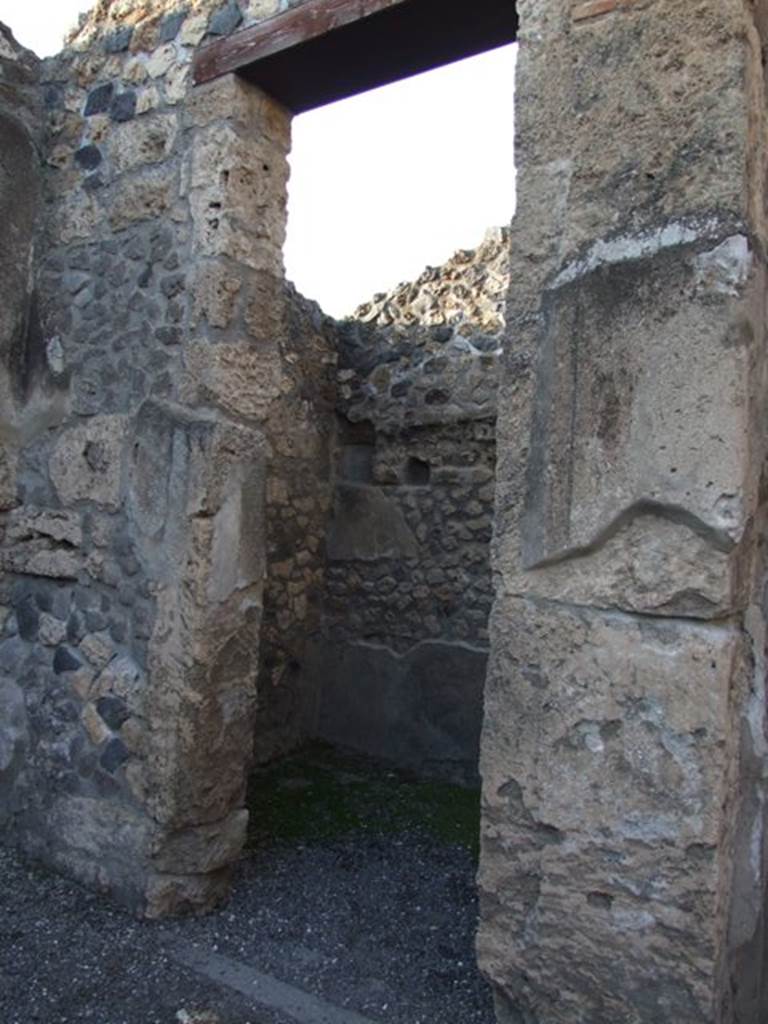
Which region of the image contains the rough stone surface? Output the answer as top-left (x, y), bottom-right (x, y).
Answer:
top-left (338, 228), bottom-right (507, 428)
top-left (0, 25), bottom-right (46, 495)
top-left (480, 597), bottom-right (749, 1021)
top-left (477, 2), bottom-right (768, 1022)
top-left (251, 234), bottom-right (503, 777)
top-left (0, 3), bottom-right (766, 1023)
top-left (128, 402), bottom-right (267, 838)
top-left (0, 4), bottom-right (315, 916)
top-left (242, 231), bottom-right (500, 778)
top-left (0, 679), bottom-right (27, 826)
top-left (49, 416), bottom-right (128, 511)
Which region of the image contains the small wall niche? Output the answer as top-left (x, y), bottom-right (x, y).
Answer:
top-left (404, 456), bottom-right (431, 486)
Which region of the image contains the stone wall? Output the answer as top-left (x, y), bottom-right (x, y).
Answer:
top-left (337, 226), bottom-right (506, 427)
top-left (0, 0), bottom-right (503, 909)
top-left (255, 285), bottom-right (336, 763)
top-left (478, 1), bottom-right (768, 1022)
top-left (1, 1), bottom-right (767, 1021)
top-left (0, 0), bottom-right (326, 916)
top-left (303, 230), bottom-right (508, 783)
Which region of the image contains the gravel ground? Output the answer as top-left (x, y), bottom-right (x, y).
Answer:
top-left (0, 750), bottom-right (495, 1024)
top-left (0, 843), bottom-right (285, 1024)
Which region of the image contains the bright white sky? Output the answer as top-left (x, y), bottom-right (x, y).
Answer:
top-left (0, 0), bottom-right (83, 57)
top-left (0, 1), bottom-right (516, 315)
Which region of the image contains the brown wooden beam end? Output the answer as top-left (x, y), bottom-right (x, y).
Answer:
top-left (193, 0), bottom-right (409, 85)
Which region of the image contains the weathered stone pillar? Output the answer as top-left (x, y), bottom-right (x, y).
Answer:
top-left (129, 66), bottom-right (296, 918)
top-left (129, 402), bottom-right (267, 915)
top-left (479, 1), bottom-right (768, 1021)
top-left (0, 25), bottom-right (41, 828)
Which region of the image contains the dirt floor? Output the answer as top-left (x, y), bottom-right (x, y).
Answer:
top-left (0, 745), bottom-right (495, 1024)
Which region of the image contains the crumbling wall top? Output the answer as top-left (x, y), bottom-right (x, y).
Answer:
top-left (0, 23), bottom-right (41, 140)
top-left (337, 227), bottom-right (509, 430)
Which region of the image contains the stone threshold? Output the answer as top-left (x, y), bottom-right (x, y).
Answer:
top-left (172, 941), bottom-right (382, 1024)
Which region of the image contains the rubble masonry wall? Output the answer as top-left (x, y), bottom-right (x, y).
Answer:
top-left (0, 2), bottom-right (767, 1022)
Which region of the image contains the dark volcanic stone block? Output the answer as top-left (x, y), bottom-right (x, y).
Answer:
top-left (100, 738), bottom-right (130, 774)
top-left (110, 91), bottom-right (137, 123)
top-left (16, 597), bottom-right (39, 642)
top-left (209, 2), bottom-right (242, 36)
top-left (74, 145), bottom-right (102, 170)
top-left (96, 696), bottom-right (130, 731)
top-left (53, 646), bottom-right (82, 674)
top-left (159, 10), bottom-right (187, 43)
top-left (84, 83), bottom-right (114, 116)
top-left (104, 27), bottom-right (133, 53)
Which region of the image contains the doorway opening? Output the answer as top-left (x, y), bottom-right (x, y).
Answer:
top-left (192, 2), bottom-right (518, 1018)
top-left (250, 125), bottom-right (512, 1024)
top-left (249, 17), bottom-right (515, 781)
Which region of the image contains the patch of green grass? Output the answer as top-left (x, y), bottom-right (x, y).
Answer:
top-left (246, 743), bottom-right (481, 857)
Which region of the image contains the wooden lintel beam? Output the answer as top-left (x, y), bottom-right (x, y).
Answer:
top-left (193, 0), bottom-right (518, 114)
top-left (193, 0), bottom-right (409, 86)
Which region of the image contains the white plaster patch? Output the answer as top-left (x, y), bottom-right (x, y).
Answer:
top-left (46, 336), bottom-right (65, 376)
top-left (553, 218), bottom-right (722, 287)
top-left (712, 493), bottom-right (744, 539)
top-left (579, 722), bottom-right (604, 754)
top-left (694, 235), bottom-right (752, 296)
